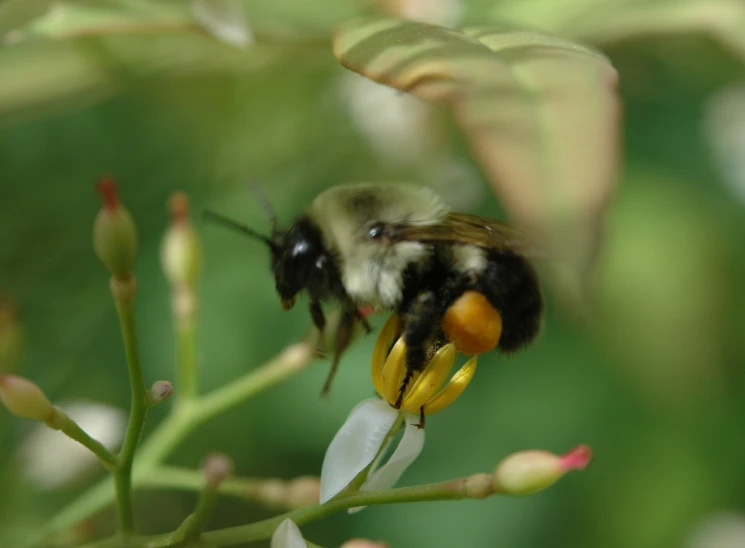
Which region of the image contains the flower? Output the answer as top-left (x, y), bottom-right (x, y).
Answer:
top-left (319, 315), bottom-right (477, 504)
top-left (270, 518), bottom-right (307, 548)
top-left (371, 314), bottom-right (478, 417)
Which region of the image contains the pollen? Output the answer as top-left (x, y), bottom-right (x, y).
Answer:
top-left (441, 291), bottom-right (502, 356)
top-left (371, 315), bottom-right (478, 418)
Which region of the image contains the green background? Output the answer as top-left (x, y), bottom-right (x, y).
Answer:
top-left (1, 1), bottom-right (745, 547)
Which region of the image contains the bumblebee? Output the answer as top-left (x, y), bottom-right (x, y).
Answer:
top-left (205, 183), bottom-right (544, 407)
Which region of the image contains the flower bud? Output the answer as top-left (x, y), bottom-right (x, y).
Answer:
top-left (161, 192), bottom-right (202, 287)
top-left (93, 177), bottom-right (138, 279)
top-left (202, 451), bottom-right (234, 487)
top-left (341, 540), bottom-right (391, 548)
top-left (285, 476), bottom-right (321, 508)
top-left (148, 380), bottom-right (174, 406)
top-left (491, 444), bottom-right (592, 495)
top-left (0, 375), bottom-right (53, 421)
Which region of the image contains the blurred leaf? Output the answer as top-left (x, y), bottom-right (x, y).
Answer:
top-left (1, 0), bottom-right (192, 43)
top-left (191, 0), bottom-right (252, 48)
top-left (476, 0), bottom-right (745, 63)
top-left (333, 17), bottom-right (620, 310)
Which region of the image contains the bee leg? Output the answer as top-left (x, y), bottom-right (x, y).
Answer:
top-left (309, 299), bottom-right (326, 357)
top-left (417, 407), bottom-right (426, 429)
top-left (320, 304), bottom-right (358, 396)
top-left (395, 291), bottom-right (438, 408)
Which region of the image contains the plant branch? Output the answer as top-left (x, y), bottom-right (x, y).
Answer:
top-left (79, 478), bottom-right (471, 548)
top-left (50, 408), bottom-right (119, 469)
top-left (31, 339), bottom-right (315, 547)
top-left (112, 279), bottom-right (149, 535)
top-left (175, 314), bottom-right (198, 404)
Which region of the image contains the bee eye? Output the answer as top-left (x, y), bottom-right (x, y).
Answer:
top-left (368, 223), bottom-right (385, 240)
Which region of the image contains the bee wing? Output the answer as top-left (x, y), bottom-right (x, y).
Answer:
top-left (393, 212), bottom-right (547, 258)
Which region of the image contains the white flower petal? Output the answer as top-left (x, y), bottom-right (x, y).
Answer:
top-left (347, 417), bottom-right (425, 513)
top-left (361, 418), bottom-right (425, 492)
top-left (319, 399), bottom-right (398, 504)
top-left (18, 400), bottom-right (126, 489)
top-left (270, 518), bottom-right (307, 548)
top-left (192, 0), bottom-right (252, 48)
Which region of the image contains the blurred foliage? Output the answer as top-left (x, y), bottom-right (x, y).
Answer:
top-left (1, 0), bottom-right (745, 547)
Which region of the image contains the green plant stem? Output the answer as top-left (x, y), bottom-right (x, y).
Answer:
top-left (53, 410), bottom-right (119, 469)
top-left (112, 285), bottom-right (149, 536)
top-left (138, 466), bottom-right (265, 501)
top-left (79, 478), bottom-right (470, 548)
top-left (175, 316), bottom-right (198, 404)
top-left (31, 341), bottom-right (315, 547)
top-left (179, 479), bottom-right (221, 542)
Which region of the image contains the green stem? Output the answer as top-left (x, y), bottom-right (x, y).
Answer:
top-left (179, 478), bottom-right (221, 542)
top-left (202, 479), bottom-right (468, 546)
top-left (80, 479), bottom-right (470, 548)
top-left (51, 409), bottom-right (119, 469)
top-left (195, 342), bottom-right (313, 424)
top-left (31, 341), bottom-right (315, 547)
top-left (175, 315), bottom-right (198, 404)
top-left (112, 282), bottom-right (149, 535)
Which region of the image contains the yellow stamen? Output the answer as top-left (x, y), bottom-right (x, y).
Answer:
top-left (371, 315), bottom-right (402, 397)
top-left (400, 343), bottom-right (456, 414)
top-left (370, 314), bottom-right (479, 418)
top-left (381, 338), bottom-right (407, 404)
top-left (423, 356), bottom-right (478, 415)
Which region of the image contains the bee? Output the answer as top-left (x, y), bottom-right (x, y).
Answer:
top-left (205, 182), bottom-right (544, 408)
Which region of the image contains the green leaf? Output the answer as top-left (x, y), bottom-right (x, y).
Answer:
top-left (479, 0), bottom-right (745, 62)
top-left (333, 17), bottom-right (620, 309)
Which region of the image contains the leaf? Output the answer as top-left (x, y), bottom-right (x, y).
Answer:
top-left (483, 0), bottom-right (745, 62)
top-left (333, 17), bottom-right (620, 309)
top-left (192, 0), bottom-right (253, 48)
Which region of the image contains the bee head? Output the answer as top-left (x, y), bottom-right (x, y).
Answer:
top-left (271, 218), bottom-right (324, 311)
top-left (203, 210), bottom-right (324, 312)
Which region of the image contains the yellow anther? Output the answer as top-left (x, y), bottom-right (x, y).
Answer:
top-left (423, 356), bottom-right (478, 415)
top-left (400, 343), bottom-right (456, 414)
top-left (371, 315), bottom-right (402, 398)
top-left (370, 314), bottom-right (478, 418)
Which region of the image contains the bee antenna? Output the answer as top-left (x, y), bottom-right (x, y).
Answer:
top-left (247, 181), bottom-right (279, 233)
top-left (202, 210), bottom-right (279, 252)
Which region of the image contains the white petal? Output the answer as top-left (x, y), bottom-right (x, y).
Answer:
top-left (319, 399), bottom-right (398, 504)
top-left (17, 400), bottom-right (126, 489)
top-left (192, 0), bottom-right (253, 48)
top-left (361, 418), bottom-right (425, 492)
top-left (270, 518), bottom-right (307, 548)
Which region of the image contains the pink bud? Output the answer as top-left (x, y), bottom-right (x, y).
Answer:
top-left (148, 380), bottom-right (174, 405)
top-left (491, 444), bottom-right (592, 495)
top-left (0, 375), bottom-right (53, 421)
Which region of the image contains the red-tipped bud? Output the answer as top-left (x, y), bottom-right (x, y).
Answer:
top-left (0, 374), bottom-right (53, 421)
top-left (161, 192), bottom-right (202, 287)
top-left (491, 444), bottom-right (592, 495)
top-left (93, 177), bottom-right (138, 279)
top-left (202, 451), bottom-right (234, 487)
top-left (148, 380), bottom-right (174, 406)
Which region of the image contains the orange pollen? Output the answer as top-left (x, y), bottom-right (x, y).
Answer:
top-left (441, 290), bottom-right (502, 355)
